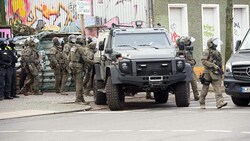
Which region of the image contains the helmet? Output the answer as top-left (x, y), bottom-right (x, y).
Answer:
top-left (207, 37), bottom-right (223, 48)
top-left (52, 37), bottom-right (60, 46)
top-left (76, 35), bottom-right (85, 45)
top-left (86, 37), bottom-right (93, 44)
top-left (177, 36), bottom-right (195, 46)
top-left (68, 35), bottom-right (76, 43)
top-left (25, 36), bottom-right (39, 48)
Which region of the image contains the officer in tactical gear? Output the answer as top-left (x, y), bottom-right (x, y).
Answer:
top-left (82, 39), bottom-right (95, 96)
top-left (176, 36), bottom-right (200, 101)
top-left (20, 36), bottom-right (42, 96)
top-left (48, 37), bottom-right (69, 95)
top-left (0, 39), bottom-right (13, 100)
top-left (199, 37), bottom-right (227, 109)
top-left (68, 36), bottom-right (97, 105)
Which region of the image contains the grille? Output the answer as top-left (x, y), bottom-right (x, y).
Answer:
top-left (136, 61), bottom-right (172, 76)
top-left (232, 65), bottom-right (250, 81)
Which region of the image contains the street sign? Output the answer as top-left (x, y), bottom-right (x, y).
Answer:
top-left (76, 1), bottom-right (91, 15)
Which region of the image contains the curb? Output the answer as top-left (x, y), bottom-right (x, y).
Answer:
top-left (0, 106), bottom-right (92, 120)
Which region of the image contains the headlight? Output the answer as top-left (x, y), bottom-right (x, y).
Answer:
top-left (119, 61), bottom-right (131, 74)
top-left (176, 60), bottom-right (185, 72)
top-left (225, 62), bottom-right (232, 73)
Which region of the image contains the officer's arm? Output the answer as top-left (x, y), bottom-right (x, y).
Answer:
top-left (201, 50), bottom-right (214, 68)
top-left (80, 48), bottom-right (96, 65)
top-left (185, 53), bottom-right (196, 66)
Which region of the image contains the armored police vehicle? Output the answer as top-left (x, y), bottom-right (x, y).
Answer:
top-left (224, 29), bottom-right (250, 106)
top-left (93, 21), bottom-right (193, 110)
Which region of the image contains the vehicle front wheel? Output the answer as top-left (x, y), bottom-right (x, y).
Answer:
top-left (231, 96), bottom-right (250, 106)
top-left (93, 74), bottom-right (107, 105)
top-left (174, 81), bottom-right (190, 107)
top-left (106, 76), bottom-right (124, 110)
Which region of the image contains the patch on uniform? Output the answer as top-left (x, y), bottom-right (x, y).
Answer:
top-left (70, 46), bottom-right (77, 52)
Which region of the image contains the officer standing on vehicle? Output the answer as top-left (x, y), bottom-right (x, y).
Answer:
top-left (48, 37), bottom-right (68, 95)
top-left (199, 37), bottom-right (227, 109)
top-left (176, 36), bottom-right (200, 101)
top-left (20, 37), bottom-right (42, 96)
top-left (68, 36), bottom-right (97, 104)
top-left (0, 39), bottom-right (12, 100)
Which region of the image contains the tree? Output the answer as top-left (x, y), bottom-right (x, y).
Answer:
top-left (0, 0), bottom-right (7, 25)
top-left (225, 0), bottom-right (233, 64)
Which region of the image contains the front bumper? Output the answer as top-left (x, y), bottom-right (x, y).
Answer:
top-left (118, 73), bottom-right (186, 88)
top-left (224, 74), bottom-right (250, 98)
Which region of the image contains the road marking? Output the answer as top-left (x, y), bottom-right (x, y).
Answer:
top-left (230, 111), bottom-right (250, 114)
top-left (139, 130), bottom-right (164, 132)
top-left (25, 130), bottom-right (47, 133)
top-left (171, 130), bottom-right (196, 132)
top-left (53, 130), bottom-right (75, 133)
top-left (108, 130), bottom-right (133, 132)
top-left (0, 131), bottom-right (20, 133)
top-left (241, 132), bottom-right (250, 134)
top-left (204, 130), bottom-right (232, 133)
top-left (80, 130), bottom-right (104, 132)
top-left (78, 111), bottom-right (130, 114)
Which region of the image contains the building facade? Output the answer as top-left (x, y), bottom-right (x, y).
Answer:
top-left (153, 0), bottom-right (250, 72)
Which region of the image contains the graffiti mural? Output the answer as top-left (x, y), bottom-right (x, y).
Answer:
top-left (170, 22), bottom-right (180, 45)
top-left (93, 0), bottom-right (148, 27)
top-left (5, 0), bottom-right (86, 28)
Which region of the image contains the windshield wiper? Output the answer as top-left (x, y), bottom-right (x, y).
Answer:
top-left (137, 44), bottom-right (159, 49)
top-left (117, 44), bottom-right (137, 50)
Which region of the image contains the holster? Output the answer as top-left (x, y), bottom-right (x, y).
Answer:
top-left (199, 73), bottom-right (211, 85)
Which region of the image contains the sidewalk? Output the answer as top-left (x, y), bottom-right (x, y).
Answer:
top-left (0, 92), bottom-right (92, 120)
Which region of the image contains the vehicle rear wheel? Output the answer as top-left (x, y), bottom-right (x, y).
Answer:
top-left (231, 96), bottom-right (250, 106)
top-left (106, 76), bottom-right (124, 110)
top-left (154, 91), bottom-right (169, 103)
top-left (174, 81), bottom-right (190, 107)
top-left (93, 74), bottom-right (107, 105)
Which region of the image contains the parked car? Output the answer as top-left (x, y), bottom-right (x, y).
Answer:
top-left (224, 29), bottom-right (250, 106)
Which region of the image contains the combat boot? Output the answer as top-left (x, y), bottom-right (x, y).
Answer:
top-left (20, 88), bottom-right (28, 96)
top-left (200, 104), bottom-right (206, 109)
top-left (61, 92), bottom-right (68, 95)
top-left (194, 96), bottom-right (200, 101)
top-left (33, 90), bottom-right (43, 95)
top-left (217, 101), bottom-right (227, 109)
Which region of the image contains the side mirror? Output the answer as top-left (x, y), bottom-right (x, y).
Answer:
top-left (105, 48), bottom-right (113, 54)
top-left (235, 40), bottom-right (241, 51)
top-left (99, 41), bottom-right (104, 51)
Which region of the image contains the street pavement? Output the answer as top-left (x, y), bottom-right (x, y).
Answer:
top-left (0, 83), bottom-right (226, 120)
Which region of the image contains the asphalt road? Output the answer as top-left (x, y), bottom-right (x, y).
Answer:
top-left (1, 95), bottom-right (250, 141)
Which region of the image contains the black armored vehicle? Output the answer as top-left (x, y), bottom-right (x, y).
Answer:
top-left (92, 21), bottom-right (193, 110)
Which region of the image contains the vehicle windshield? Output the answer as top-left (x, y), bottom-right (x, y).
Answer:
top-left (114, 33), bottom-right (171, 48)
top-left (240, 30), bottom-right (250, 50)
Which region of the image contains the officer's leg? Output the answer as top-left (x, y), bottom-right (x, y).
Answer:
top-left (75, 68), bottom-right (86, 103)
top-left (4, 67), bottom-right (13, 99)
top-left (190, 73), bottom-right (199, 100)
top-left (83, 70), bottom-right (91, 96)
top-left (33, 74), bottom-right (42, 95)
top-left (60, 70), bottom-right (69, 95)
top-left (211, 79), bottom-right (227, 109)
top-left (11, 67), bottom-right (19, 98)
top-left (21, 74), bottom-right (32, 96)
top-left (199, 73), bottom-right (211, 109)
top-left (53, 67), bottom-right (61, 93)
top-left (19, 68), bottom-right (26, 90)
top-left (0, 68), bottom-right (7, 100)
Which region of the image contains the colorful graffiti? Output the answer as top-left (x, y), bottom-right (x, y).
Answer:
top-left (170, 22), bottom-right (180, 44)
top-left (93, 0), bottom-right (147, 27)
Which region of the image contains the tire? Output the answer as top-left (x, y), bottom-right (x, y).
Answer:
top-left (106, 76), bottom-right (124, 110)
top-left (174, 81), bottom-right (190, 107)
top-left (231, 96), bottom-right (250, 106)
top-left (93, 74), bottom-right (107, 105)
top-left (154, 91), bottom-right (169, 103)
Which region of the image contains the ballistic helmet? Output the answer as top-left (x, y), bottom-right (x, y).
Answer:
top-left (68, 34), bottom-right (77, 43)
top-left (52, 37), bottom-right (60, 46)
top-left (207, 37), bottom-right (223, 48)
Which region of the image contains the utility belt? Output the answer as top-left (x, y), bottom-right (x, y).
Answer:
top-left (0, 64), bottom-right (10, 68)
top-left (72, 62), bottom-right (84, 68)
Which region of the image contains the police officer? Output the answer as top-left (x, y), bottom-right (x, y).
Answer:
top-left (199, 37), bottom-right (227, 109)
top-left (82, 38), bottom-right (95, 96)
top-left (20, 37), bottom-right (42, 96)
top-left (68, 36), bottom-right (96, 104)
top-left (8, 39), bottom-right (19, 98)
top-left (49, 37), bottom-right (69, 95)
top-left (176, 36), bottom-right (199, 101)
top-left (0, 39), bottom-right (13, 100)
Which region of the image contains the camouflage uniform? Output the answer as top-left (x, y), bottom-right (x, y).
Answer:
top-left (82, 42), bottom-right (95, 96)
top-left (68, 39), bottom-right (96, 104)
top-left (199, 37), bottom-right (227, 109)
top-left (49, 37), bottom-right (69, 95)
top-left (20, 37), bottom-right (42, 95)
top-left (176, 36), bottom-right (199, 101)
